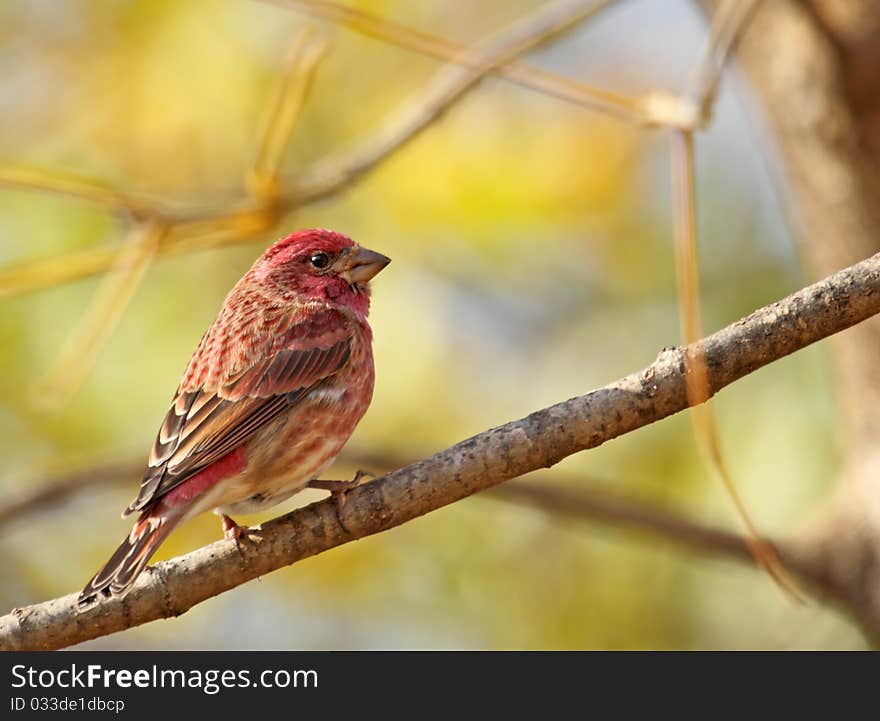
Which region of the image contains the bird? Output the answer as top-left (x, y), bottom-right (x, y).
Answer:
top-left (77, 229), bottom-right (390, 609)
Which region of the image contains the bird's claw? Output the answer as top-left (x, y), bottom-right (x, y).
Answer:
top-left (219, 513), bottom-right (249, 554)
top-left (307, 469), bottom-right (374, 533)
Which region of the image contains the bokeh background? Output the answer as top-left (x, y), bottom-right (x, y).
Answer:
top-left (0, 0), bottom-right (863, 648)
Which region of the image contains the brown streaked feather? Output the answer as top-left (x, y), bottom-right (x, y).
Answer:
top-left (124, 304), bottom-right (354, 516)
top-left (78, 510), bottom-right (179, 607)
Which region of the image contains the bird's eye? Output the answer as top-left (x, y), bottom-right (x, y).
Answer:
top-left (309, 252), bottom-right (330, 269)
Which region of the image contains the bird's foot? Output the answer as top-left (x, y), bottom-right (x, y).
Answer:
top-left (219, 513), bottom-right (248, 553)
top-left (307, 470), bottom-right (374, 533)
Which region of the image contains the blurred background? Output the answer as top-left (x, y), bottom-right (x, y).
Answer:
top-left (0, 0), bottom-right (862, 648)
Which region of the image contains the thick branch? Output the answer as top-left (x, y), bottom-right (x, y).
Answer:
top-left (2, 252), bottom-right (879, 650)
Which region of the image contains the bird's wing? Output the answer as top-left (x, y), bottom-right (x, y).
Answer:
top-left (125, 306), bottom-right (353, 515)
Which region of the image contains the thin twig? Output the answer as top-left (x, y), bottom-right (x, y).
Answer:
top-left (492, 481), bottom-right (751, 561)
top-left (249, 27), bottom-right (328, 198)
top-left (687, 0), bottom-right (761, 120)
top-left (0, 0), bottom-right (619, 299)
top-left (0, 460), bottom-right (142, 527)
top-left (0, 167), bottom-right (166, 218)
top-left (34, 221), bottom-right (167, 411)
top-left (639, 0), bottom-right (760, 130)
top-left (278, 0), bottom-right (621, 205)
top-left (2, 251), bottom-right (879, 650)
top-left (671, 129), bottom-right (803, 600)
top-left (261, 0), bottom-right (647, 122)
top-left (0, 447), bottom-right (406, 529)
top-left (0, 243), bottom-right (132, 298)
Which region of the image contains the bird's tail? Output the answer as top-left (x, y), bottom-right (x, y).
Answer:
top-left (77, 509), bottom-right (179, 610)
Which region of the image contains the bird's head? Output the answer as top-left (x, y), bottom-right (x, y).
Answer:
top-left (251, 229), bottom-right (390, 316)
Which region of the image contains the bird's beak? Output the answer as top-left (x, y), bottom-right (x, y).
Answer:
top-left (337, 246), bottom-right (391, 285)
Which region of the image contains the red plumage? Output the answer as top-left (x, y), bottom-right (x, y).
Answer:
top-left (78, 229), bottom-right (390, 608)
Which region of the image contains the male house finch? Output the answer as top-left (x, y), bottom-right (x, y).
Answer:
top-left (77, 229), bottom-right (389, 608)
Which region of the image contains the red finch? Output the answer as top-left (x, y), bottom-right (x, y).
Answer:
top-left (77, 229), bottom-right (389, 608)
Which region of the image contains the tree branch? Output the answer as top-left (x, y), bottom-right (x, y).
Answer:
top-left (2, 251), bottom-right (879, 650)
top-left (0, 459), bottom-right (141, 528)
top-left (490, 481), bottom-right (753, 563)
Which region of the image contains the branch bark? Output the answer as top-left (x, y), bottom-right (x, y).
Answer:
top-left (2, 251), bottom-right (879, 650)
